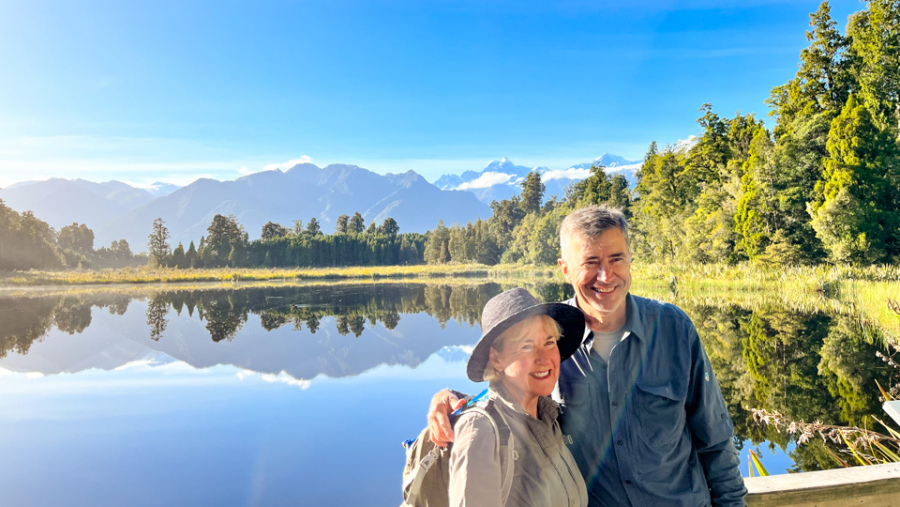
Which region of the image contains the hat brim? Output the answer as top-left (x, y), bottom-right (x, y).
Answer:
top-left (466, 303), bottom-right (585, 382)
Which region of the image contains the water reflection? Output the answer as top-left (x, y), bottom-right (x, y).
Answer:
top-left (682, 301), bottom-right (895, 472)
top-left (1, 282), bottom-right (897, 489)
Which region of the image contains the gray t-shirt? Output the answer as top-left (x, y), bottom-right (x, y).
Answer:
top-left (589, 327), bottom-right (628, 362)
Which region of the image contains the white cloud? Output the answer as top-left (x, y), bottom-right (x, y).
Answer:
top-left (262, 156), bottom-right (312, 172)
top-left (25, 372), bottom-right (44, 379)
top-left (261, 371), bottom-right (312, 389)
top-left (237, 368), bottom-right (311, 389)
top-left (543, 168), bottom-right (591, 181)
top-left (674, 135), bottom-right (700, 153)
top-left (458, 172), bottom-right (514, 190)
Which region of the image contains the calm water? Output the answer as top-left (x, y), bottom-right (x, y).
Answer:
top-left (0, 282), bottom-right (894, 506)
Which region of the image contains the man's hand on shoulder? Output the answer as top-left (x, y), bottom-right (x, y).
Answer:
top-left (428, 389), bottom-right (460, 447)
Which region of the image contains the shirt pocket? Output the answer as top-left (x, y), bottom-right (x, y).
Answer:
top-left (634, 380), bottom-right (686, 447)
top-left (558, 380), bottom-right (593, 436)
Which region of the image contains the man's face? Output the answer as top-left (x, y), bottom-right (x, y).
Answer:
top-left (558, 228), bottom-right (632, 332)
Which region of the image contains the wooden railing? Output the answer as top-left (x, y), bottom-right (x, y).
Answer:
top-left (745, 463), bottom-right (900, 506)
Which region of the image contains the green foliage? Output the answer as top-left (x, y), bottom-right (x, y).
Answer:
top-left (147, 218), bottom-right (171, 268)
top-left (809, 95), bottom-right (900, 263)
top-left (201, 214), bottom-right (247, 267)
top-left (519, 171), bottom-right (545, 215)
top-left (306, 217), bottom-right (321, 236)
top-left (847, 1), bottom-right (900, 130)
top-left (57, 223), bottom-right (95, 254)
top-left (261, 221), bottom-right (290, 241)
top-left (349, 212), bottom-right (365, 234)
top-left (0, 200), bottom-right (65, 270)
top-left (335, 214), bottom-right (349, 235)
top-left (379, 217), bottom-right (400, 236)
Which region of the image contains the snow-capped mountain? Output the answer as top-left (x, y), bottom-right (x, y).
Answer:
top-left (434, 154), bottom-right (642, 205)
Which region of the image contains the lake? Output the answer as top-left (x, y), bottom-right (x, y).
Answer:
top-left (0, 280), bottom-right (895, 506)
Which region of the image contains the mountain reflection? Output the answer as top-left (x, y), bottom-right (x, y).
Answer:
top-left (1, 282), bottom-right (895, 473)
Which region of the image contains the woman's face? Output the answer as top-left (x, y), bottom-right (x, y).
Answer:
top-left (489, 317), bottom-right (561, 401)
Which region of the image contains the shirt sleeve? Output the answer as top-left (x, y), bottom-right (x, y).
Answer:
top-left (449, 411), bottom-right (503, 507)
top-left (684, 322), bottom-right (748, 507)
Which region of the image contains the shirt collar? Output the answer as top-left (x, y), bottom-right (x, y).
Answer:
top-left (489, 381), bottom-right (560, 421)
top-left (567, 293), bottom-right (645, 344)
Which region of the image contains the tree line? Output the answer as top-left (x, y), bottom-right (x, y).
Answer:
top-left (147, 213), bottom-right (425, 268)
top-left (0, 199), bottom-right (145, 271)
top-left (424, 1), bottom-right (900, 266)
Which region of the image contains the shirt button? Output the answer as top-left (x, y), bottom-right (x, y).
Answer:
top-left (617, 440), bottom-right (624, 446)
top-left (611, 401), bottom-right (618, 407)
top-left (625, 480), bottom-right (632, 485)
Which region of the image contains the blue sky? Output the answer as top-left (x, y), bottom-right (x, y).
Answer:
top-left (0, 0), bottom-right (861, 188)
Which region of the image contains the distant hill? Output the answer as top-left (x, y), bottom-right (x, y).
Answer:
top-left (434, 154), bottom-right (641, 205)
top-left (0, 179), bottom-right (160, 232)
top-left (0, 155), bottom-right (644, 251)
top-left (98, 164), bottom-right (490, 247)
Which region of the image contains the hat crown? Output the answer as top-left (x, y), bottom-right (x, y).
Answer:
top-left (481, 288), bottom-right (541, 333)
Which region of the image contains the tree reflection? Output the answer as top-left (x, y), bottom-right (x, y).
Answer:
top-left (54, 297), bottom-right (93, 334)
top-left (684, 301), bottom-right (894, 471)
top-left (146, 295), bottom-right (169, 342)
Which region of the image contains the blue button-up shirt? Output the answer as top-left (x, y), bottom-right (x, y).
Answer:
top-left (555, 294), bottom-right (746, 507)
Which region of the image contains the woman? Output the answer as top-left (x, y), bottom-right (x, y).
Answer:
top-left (450, 287), bottom-right (588, 507)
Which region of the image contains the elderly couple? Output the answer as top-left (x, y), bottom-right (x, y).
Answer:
top-left (422, 206), bottom-right (747, 507)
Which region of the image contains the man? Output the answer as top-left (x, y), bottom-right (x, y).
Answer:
top-left (429, 205), bottom-right (746, 506)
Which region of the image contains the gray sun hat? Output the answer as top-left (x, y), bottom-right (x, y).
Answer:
top-left (467, 288), bottom-right (585, 382)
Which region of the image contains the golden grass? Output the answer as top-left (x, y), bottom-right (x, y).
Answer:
top-left (0, 264), bottom-right (504, 286)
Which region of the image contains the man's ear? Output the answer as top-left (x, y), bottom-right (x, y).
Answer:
top-left (558, 257), bottom-right (568, 281)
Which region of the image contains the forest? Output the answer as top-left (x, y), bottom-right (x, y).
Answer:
top-left (1, 1), bottom-right (897, 272)
top-left (424, 1), bottom-right (900, 267)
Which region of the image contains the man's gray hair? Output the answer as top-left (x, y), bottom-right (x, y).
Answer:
top-left (559, 205), bottom-right (630, 258)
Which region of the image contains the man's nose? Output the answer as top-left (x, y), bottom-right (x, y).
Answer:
top-left (596, 262), bottom-right (612, 282)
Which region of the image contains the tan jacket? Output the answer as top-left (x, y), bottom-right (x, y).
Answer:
top-left (449, 384), bottom-right (588, 507)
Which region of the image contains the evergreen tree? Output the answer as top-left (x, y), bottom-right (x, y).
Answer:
top-left (335, 214), bottom-right (350, 234)
top-left (847, 1), bottom-right (900, 130)
top-left (203, 214), bottom-right (247, 267)
top-left (261, 221), bottom-right (289, 241)
top-left (349, 212), bottom-right (365, 234)
top-left (520, 171), bottom-right (545, 215)
top-left (809, 95), bottom-right (899, 263)
top-left (148, 218), bottom-right (171, 267)
top-left (172, 242), bottom-right (186, 268)
top-left (306, 218), bottom-right (321, 236)
top-left (424, 220), bottom-right (451, 264)
top-left (186, 241), bottom-right (199, 268)
top-left (735, 125), bottom-right (779, 260)
top-left (379, 217), bottom-right (400, 236)
top-left (448, 224), bottom-right (467, 262)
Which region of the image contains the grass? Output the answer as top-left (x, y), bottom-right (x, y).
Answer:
top-left (0, 264), bottom-right (523, 286)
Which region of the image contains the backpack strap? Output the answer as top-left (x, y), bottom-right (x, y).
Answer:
top-left (402, 440), bottom-right (442, 506)
top-left (467, 401), bottom-right (516, 506)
